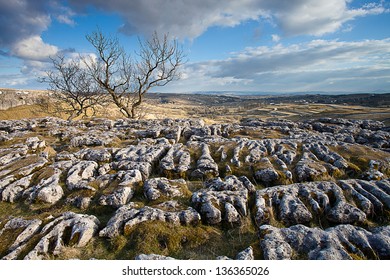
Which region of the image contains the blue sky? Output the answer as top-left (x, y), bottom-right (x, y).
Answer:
top-left (0, 0), bottom-right (389, 93)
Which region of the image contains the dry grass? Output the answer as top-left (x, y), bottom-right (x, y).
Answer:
top-left (0, 105), bottom-right (50, 120)
top-left (2, 96), bottom-right (390, 125)
top-left (331, 145), bottom-right (390, 176)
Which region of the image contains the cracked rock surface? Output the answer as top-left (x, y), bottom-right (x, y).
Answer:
top-left (0, 117), bottom-right (389, 259)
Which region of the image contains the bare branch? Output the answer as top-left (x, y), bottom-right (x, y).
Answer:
top-left (39, 54), bottom-right (107, 120)
top-left (84, 29), bottom-right (186, 119)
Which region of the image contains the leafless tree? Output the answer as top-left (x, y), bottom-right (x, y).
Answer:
top-left (40, 55), bottom-right (107, 120)
top-left (84, 29), bottom-right (185, 119)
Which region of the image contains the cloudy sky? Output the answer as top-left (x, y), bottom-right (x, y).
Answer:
top-left (0, 0), bottom-right (389, 93)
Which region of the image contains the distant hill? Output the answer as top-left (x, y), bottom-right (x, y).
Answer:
top-left (260, 93), bottom-right (390, 107)
top-left (0, 88), bottom-right (49, 110)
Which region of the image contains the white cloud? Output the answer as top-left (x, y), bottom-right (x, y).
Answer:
top-left (163, 38), bottom-right (390, 92)
top-left (271, 34), bottom-right (280, 42)
top-left (210, 39), bottom-right (390, 78)
top-left (49, 1), bottom-right (77, 26)
top-left (68, 0), bottom-right (388, 38)
top-left (0, 0), bottom-right (51, 46)
top-left (0, 73), bottom-right (33, 87)
top-left (0, 0), bottom-right (72, 81)
top-left (271, 0), bottom-right (386, 36)
top-left (69, 0), bottom-right (264, 39)
top-left (57, 14), bottom-right (76, 26)
top-left (11, 36), bottom-right (59, 61)
top-left (1, 0), bottom-right (389, 91)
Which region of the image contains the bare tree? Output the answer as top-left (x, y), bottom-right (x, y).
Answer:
top-left (84, 30), bottom-right (185, 119)
top-left (40, 55), bottom-right (106, 120)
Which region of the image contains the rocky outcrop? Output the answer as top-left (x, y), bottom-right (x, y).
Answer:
top-left (66, 161), bottom-right (98, 191)
top-left (255, 179), bottom-right (390, 227)
top-left (98, 187), bottom-right (134, 208)
top-left (98, 170), bottom-right (143, 208)
top-left (0, 218), bottom-right (42, 260)
top-left (191, 143), bottom-right (219, 179)
top-left (1, 174), bottom-right (33, 203)
top-left (135, 254), bottom-right (176, 260)
top-left (99, 203), bottom-right (201, 238)
top-left (260, 224), bottom-right (390, 260)
top-left (160, 144), bottom-right (191, 178)
top-left (144, 177), bottom-right (188, 201)
top-left (217, 246), bottom-right (254, 260)
top-left (24, 169), bottom-right (64, 204)
top-left (113, 144), bottom-right (169, 179)
top-left (191, 176), bottom-right (250, 224)
top-left (0, 116), bottom-right (389, 260)
top-left (24, 212), bottom-right (99, 260)
top-left (0, 155), bottom-right (48, 179)
top-left (70, 131), bottom-right (118, 147)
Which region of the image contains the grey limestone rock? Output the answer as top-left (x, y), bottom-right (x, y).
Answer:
top-left (255, 179), bottom-right (390, 227)
top-left (135, 254), bottom-right (176, 260)
top-left (144, 177), bottom-right (188, 201)
top-left (0, 156), bottom-right (48, 179)
top-left (114, 144), bottom-right (168, 163)
top-left (99, 203), bottom-right (140, 238)
top-left (76, 148), bottom-right (113, 162)
top-left (0, 218), bottom-right (42, 260)
top-left (217, 246), bottom-right (254, 260)
top-left (0, 116), bottom-right (389, 260)
top-left (123, 206), bottom-right (200, 233)
top-left (113, 161), bottom-right (152, 180)
top-left (21, 169), bottom-right (64, 205)
top-left (113, 144), bottom-right (169, 179)
top-left (326, 200), bottom-right (366, 224)
top-left (224, 202), bottom-right (240, 223)
top-left (260, 224), bottom-right (390, 260)
top-left (255, 167), bottom-right (279, 185)
top-left (99, 187), bottom-right (134, 208)
top-left (235, 246), bottom-right (254, 260)
top-left (192, 176), bottom-right (249, 224)
top-left (24, 212), bottom-right (100, 260)
top-left (25, 136), bottom-right (46, 151)
top-left (0, 147), bottom-right (28, 166)
top-left (200, 202), bottom-right (222, 224)
top-left (99, 203), bottom-right (200, 238)
top-left (159, 144), bottom-right (191, 177)
top-left (70, 131), bottom-right (117, 147)
top-left (294, 152), bottom-right (328, 182)
top-left (117, 169), bottom-right (143, 187)
top-left (191, 143), bottom-right (219, 179)
top-left (66, 195), bottom-right (92, 210)
top-left (66, 160), bottom-right (98, 191)
top-left (1, 174), bottom-right (33, 202)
